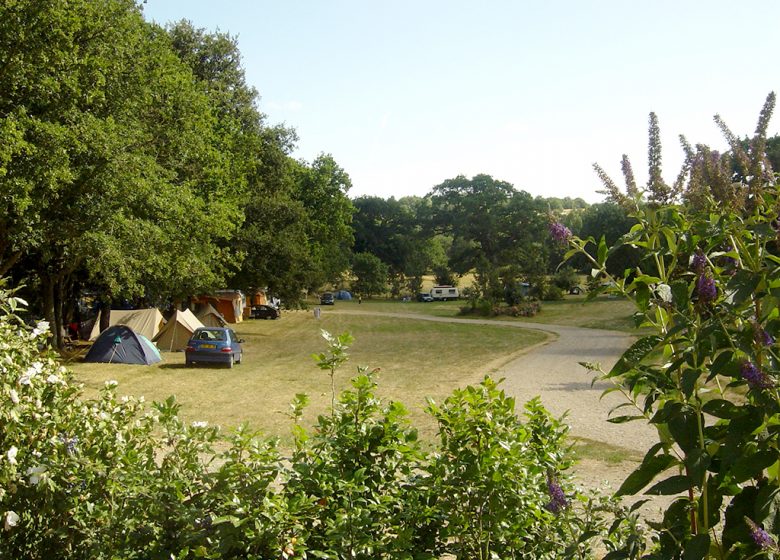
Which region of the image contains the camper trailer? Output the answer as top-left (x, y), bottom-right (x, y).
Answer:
top-left (430, 285), bottom-right (459, 301)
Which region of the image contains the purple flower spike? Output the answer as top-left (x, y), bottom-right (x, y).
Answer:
top-left (691, 252), bottom-right (707, 273)
top-left (696, 274), bottom-right (717, 303)
top-left (740, 361), bottom-right (774, 389)
top-left (548, 222), bottom-right (572, 244)
top-left (746, 517), bottom-right (776, 550)
top-left (545, 477), bottom-right (569, 514)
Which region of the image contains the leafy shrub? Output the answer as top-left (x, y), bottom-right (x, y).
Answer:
top-left (426, 383), bottom-right (573, 559)
top-left (542, 284), bottom-right (565, 301)
top-left (553, 267), bottom-right (580, 292)
top-left (558, 112), bottom-right (780, 556)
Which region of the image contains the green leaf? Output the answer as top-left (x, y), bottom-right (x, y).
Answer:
top-left (726, 269), bottom-right (761, 305)
top-left (684, 448), bottom-right (711, 486)
top-left (597, 236), bottom-right (608, 267)
top-left (702, 399), bottom-right (742, 419)
top-left (681, 369), bottom-right (701, 398)
top-left (607, 415), bottom-right (645, 424)
top-left (668, 406), bottom-right (700, 453)
top-left (731, 450), bottom-right (777, 483)
top-left (645, 475), bottom-right (692, 495)
top-left (671, 280), bottom-right (690, 310)
top-left (756, 486), bottom-right (780, 535)
top-left (683, 534), bottom-right (710, 560)
top-left (707, 351), bottom-right (736, 380)
top-left (635, 283), bottom-right (650, 312)
top-left (617, 454), bottom-right (677, 496)
top-left (609, 335), bottom-right (663, 377)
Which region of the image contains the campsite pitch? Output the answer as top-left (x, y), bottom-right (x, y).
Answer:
top-left (70, 310), bottom-right (547, 438)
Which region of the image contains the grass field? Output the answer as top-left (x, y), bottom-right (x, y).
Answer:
top-left (70, 311), bottom-right (548, 440)
top-left (320, 293), bottom-right (641, 332)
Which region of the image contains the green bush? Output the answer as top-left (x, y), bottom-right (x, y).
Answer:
top-left (560, 184), bottom-right (780, 558)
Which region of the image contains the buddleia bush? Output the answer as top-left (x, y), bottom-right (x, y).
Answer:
top-left (556, 93), bottom-right (780, 559)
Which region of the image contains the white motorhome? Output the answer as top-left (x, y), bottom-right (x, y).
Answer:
top-left (430, 285), bottom-right (459, 301)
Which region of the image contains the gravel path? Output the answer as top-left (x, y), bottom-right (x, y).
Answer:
top-left (335, 310), bottom-right (656, 453)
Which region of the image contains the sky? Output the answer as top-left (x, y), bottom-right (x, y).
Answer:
top-left (142, 1), bottom-right (780, 203)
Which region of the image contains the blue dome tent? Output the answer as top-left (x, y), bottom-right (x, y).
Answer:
top-left (84, 325), bottom-right (162, 365)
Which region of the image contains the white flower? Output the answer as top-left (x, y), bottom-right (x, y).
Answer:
top-left (26, 465), bottom-right (46, 486)
top-left (4, 511), bottom-right (19, 531)
top-left (31, 321), bottom-right (49, 338)
top-left (6, 447), bottom-right (17, 465)
top-left (9, 390), bottom-right (18, 404)
top-left (27, 362), bottom-right (44, 376)
top-left (18, 374), bottom-right (32, 386)
top-left (191, 421), bottom-right (208, 429)
top-left (121, 396), bottom-right (130, 403)
top-left (46, 374), bottom-right (62, 384)
top-left (104, 380), bottom-right (118, 388)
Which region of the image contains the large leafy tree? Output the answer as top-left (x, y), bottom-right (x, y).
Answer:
top-left (0, 1), bottom-right (239, 346)
top-left (293, 154), bottom-right (355, 289)
top-left (352, 195), bottom-right (441, 294)
top-left (350, 252), bottom-right (388, 298)
top-left (424, 174), bottom-right (547, 294)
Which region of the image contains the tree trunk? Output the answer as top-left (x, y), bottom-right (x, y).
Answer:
top-left (41, 274), bottom-right (61, 349)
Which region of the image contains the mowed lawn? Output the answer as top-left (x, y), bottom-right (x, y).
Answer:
top-left (70, 310), bottom-right (548, 439)
top-left (333, 294), bottom-right (640, 332)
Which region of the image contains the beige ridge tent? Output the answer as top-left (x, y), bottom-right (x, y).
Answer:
top-left (89, 309), bottom-right (165, 341)
top-left (195, 303), bottom-right (227, 327)
top-left (153, 309), bottom-right (204, 352)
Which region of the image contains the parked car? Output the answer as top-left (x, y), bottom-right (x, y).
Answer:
top-left (320, 292), bottom-right (335, 305)
top-left (185, 327), bottom-right (243, 368)
top-left (251, 304), bottom-right (280, 320)
top-left (417, 292), bottom-right (434, 302)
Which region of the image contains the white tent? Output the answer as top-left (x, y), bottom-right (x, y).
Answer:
top-left (89, 309), bottom-right (165, 342)
top-left (153, 309), bottom-right (204, 352)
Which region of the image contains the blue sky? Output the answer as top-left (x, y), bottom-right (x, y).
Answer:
top-left (142, 1), bottom-right (780, 202)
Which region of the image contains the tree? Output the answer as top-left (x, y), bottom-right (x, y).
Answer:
top-left (0, 1), bottom-right (243, 346)
top-left (293, 154), bottom-right (355, 289)
top-left (425, 174), bottom-right (548, 302)
top-left (351, 253), bottom-right (388, 298)
top-left (574, 203), bottom-right (638, 277)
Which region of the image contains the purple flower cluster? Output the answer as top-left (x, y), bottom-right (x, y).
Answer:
top-left (740, 361), bottom-right (774, 389)
top-left (755, 324), bottom-right (775, 347)
top-left (548, 222), bottom-right (572, 244)
top-left (696, 274), bottom-right (717, 304)
top-left (691, 252), bottom-right (707, 273)
top-left (746, 517), bottom-right (776, 550)
top-left (544, 477), bottom-right (569, 514)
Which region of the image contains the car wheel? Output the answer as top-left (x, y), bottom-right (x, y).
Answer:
top-left (185, 360), bottom-right (192, 368)
top-left (236, 352), bottom-right (242, 365)
top-left (227, 355), bottom-right (234, 369)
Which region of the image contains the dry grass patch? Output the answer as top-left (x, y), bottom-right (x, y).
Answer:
top-left (70, 310), bottom-right (547, 440)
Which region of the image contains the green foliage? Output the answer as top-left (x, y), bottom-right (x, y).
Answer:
top-left (350, 252), bottom-right (388, 298)
top-left (553, 267), bottom-right (580, 292)
top-left (425, 174), bottom-right (549, 276)
top-left (564, 95), bottom-right (780, 558)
